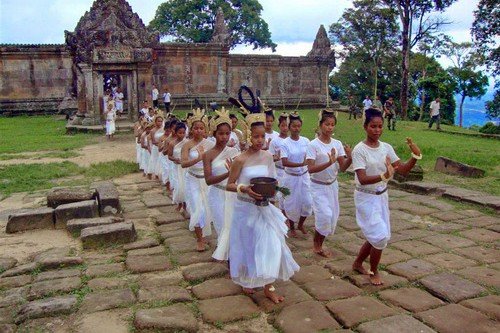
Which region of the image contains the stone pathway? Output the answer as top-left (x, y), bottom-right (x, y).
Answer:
top-left (0, 172), bottom-right (499, 332)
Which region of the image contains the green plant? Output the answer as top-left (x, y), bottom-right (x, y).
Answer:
top-left (479, 122), bottom-right (500, 134)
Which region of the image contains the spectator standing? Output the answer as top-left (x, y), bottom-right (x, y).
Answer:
top-left (114, 87), bottom-right (124, 115)
top-left (362, 96), bottom-right (373, 111)
top-left (384, 97), bottom-right (396, 131)
top-left (163, 88), bottom-right (172, 114)
top-left (372, 96), bottom-right (383, 111)
top-left (348, 94), bottom-right (358, 120)
top-left (152, 84), bottom-right (159, 108)
top-left (428, 97), bottom-right (441, 130)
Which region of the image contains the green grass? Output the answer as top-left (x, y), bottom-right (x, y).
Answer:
top-left (0, 115), bottom-right (99, 154)
top-left (173, 109), bottom-right (500, 195)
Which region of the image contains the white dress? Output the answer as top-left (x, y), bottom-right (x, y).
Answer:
top-left (269, 135), bottom-right (287, 208)
top-left (229, 152), bottom-right (300, 288)
top-left (153, 130), bottom-right (165, 177)
top-left (141, 137), bottom-right (151, 175)
top-left (281, 136), bottom-right (313, 222)
top-left (306, 138), bottom-right (346, 237)
top-left (184, 139), bottom-right (215, 236)
top-left (265, 130), bottom-right (279, 149)
top-left (172, 139), bottom-right (188, 204)
top-left (352, 141), bottom-right (399, 249)
top-left (105, 109), bottom-right (116, 135)
top-left (147, 130), bottom-right (162, 175)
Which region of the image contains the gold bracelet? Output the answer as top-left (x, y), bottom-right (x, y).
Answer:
top-left (380, 173), bottom-right (389, 183)
top-left (237, 184), bottom-right (246, 194)
top-left (411, 153), bottom-right (423, 160)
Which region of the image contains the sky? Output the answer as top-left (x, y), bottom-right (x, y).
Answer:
top-left (0, 0), bottom-right (490, 87)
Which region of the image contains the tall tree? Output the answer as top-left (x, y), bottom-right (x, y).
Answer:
top-left (149, 0), bottom-right (276, 50)
top-left (329, 0), bottom-right (399, 97)
top-left (383, 0), bottom-right (457, 119)
top-left (445, 42), bottom-right (489, 127)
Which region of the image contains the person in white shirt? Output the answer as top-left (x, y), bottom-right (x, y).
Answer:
top-left (105, 102), bottom-right (116, 140)
top-left (264, 110), bottom-right (279, 150)
top-left (163, 88), bottom-right (172, 113)
top-left (306, 109), bottom-right (352, 257)
top-left (281, 112), bottom-right (313, 238)
top-left (351, 108), bottom-right (422, 285)
top-left (269, 113), bottom-right (289, 210)
top-left (428, 97), bottom-right (441, 130)
top-left (152, 84), bottom-right (159, 108)
top-left (114, 87), bottom-right (124, 115)
top-left (362, 96), bottom-right (373, 111)
top-left (229, 114), bottom-right (245, 151)
top-left (139, 101), bottom-right (152, 122)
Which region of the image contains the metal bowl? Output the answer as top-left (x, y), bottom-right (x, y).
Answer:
top-left (250, 177), bottom-right (277, 198)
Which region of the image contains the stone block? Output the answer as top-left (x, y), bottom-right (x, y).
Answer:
top-left (457, 266), bottom-right (500, 288)
top-left (303, 278), bottom-right (361, 301)
top-left (0, 307), bottom-right (13, 324)
top-left (423, 253), bottom-right (477, 270)
top-left (137, 285), bottom-right (192, 303)
top-left (34, 268), bottom-right (81, 282)
top-left (28, 277), bottom-right (82, 300)
top-left (87, 277), bottom-right (128, 290)
top-left (460, 295), bottom-right (500, 320)
top-left (457, 215), bottom-right (498, 227)
top-left (326, 296), bottom-right (397, 328)
top-left (80, 289), bottom-right (136, 313)
top-left (134, 304), bottom-right (198, 332)
top-left (192, 278), bottom-right (242, 300)
top-left (85, 263), bottom-right (124, 278)
top-left (47, 188), bottom-right (95, 208)
top-left (155, 214), bottom-right (185, 225)
top-left (6, 207), bottom-right (54, 233)
top-left (435, 156), bottom-right (485, 178)
top-left (0, 275), bottom-right (31, 289)
top-left (423, 233), bottom-right (477, 250)
top-left (379, 287), bottom-right (444, 312)
top-left (138, 271), bottom-right (184, 289)
top-left (251, 282), bottom-right (313, 313)
top-left (387, 259), bottom-right (437, 280)
top-left (199, 295), bottom-right (260, 323)
top-left (460, 228), bottom-right (500, 242)
top-left (454, 246), bottom-right (500, 264)
top-left (123, 238), bottom-right (159, 251)
top-left (37, 256), bottom-right (84, 270)
top-left (81, 222), bottom-right (137, 249)
top-left (1, 262), bottom-right (38, 278)
top-left (0, 286), bottom-right (28, 308)
top-left (0, 258), bottom-right (17, 272)
top-left (390, 240), bottom-right (441, 256)
top-left (15, 295), bottom-right (77, 324)
top-left (92, 181), bottom-right (120, 215)
top-left (66, 216), bottom-right (123, 236)
top-left (357, 314), bottom-right (435, 333)
top-left (324, 258), bottom-right (357, 278)
top-left (393, 164), bottom-right (423, 182)
top-left (291, 265), bottom-right (332, 285)
top-left (125, 255), bottom-right (171, 273)
top-left (0, 324), bottom-right (16, 333)
top-left (176, 250), bottom-right (214, 266)
top-left (182, 262), bottom-right (228, 282)
top-left (276, 300), bottom-right (340, 333)
top-left (420, 273), bottom-right (486, 303)
top-left (348, 271), bottom-right (408, 292)
top-left (54, 200), bottom-right (98, 229)
top-left (127, 245), bottom-right (165, 257)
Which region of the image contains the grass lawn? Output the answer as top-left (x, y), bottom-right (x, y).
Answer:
top-left (173, 109), bottom-right (500, 195)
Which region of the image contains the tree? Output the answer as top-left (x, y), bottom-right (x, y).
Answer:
top-left (471, 0), bottom-right (499, 78)
top-left (329, 0), bottom-right (399, 97)
top-left (383, 0), bottom-right (457, 119)
top-left (485, 91), bottom-right (499, 119)
top-left (149, 0), bottom-right (276, 50)
top-left (445, 42), bottom-right (489, 127)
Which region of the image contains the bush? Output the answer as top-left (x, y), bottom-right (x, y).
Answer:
top-left (479, 122), bottom-right (500, 134)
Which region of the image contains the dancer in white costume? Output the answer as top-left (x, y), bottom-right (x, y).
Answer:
top-left (281, 112), bottom-right (313, 237)
top-left (268, 113), bottom-right (289, 210)
top-left (351, 108), bottom-right (422, 285)
top-left (140, 123), bottom-right (153, 177)
top-left (134, 115), bottom-right (145, 167)
top-left (104, 102), bottom-right (116, 140)
top-left (181, 109), bottom-right (215, 251)
top-left (226, 86), bottom-right (299, 303)
top-left (202, 109), bottom-right (239, 259)
top-left (229, 114), bottom-right (246, 151)
top-left (306, 109), bottom-right (352, 257)
top-left (264, 110), bottom-right (279, 150)
top-left (161, 119), bottom-right (178, 190)
top-left (158, 119), bottom-right (174, 186)
top-left (169, 122), bottom-right (188, 214)
top-left (147, 115), bottom-right (164, 179)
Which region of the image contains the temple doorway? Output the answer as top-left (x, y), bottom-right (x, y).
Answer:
top-left (99, 72), bottom-right (134, 116)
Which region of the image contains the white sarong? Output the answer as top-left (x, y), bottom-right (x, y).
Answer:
top-left (311, 181), bottom-right (339, 237)
top-left (354, 189), bottom-right (390, 249)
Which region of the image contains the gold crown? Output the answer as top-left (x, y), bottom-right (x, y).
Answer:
top-left (153, 109), bottom-right (165, 122)
top-left (209, 107), bottom-right (232, 132)
top-left (186, 108), bottom-right (208, 129)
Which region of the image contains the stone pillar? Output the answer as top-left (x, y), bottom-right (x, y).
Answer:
top-left (137, 63), bottom-right (153, 110)
top-left (78, 64), bottom-right (100, 125)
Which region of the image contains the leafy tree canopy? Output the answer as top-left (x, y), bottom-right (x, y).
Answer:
top-left (149, 0), bottom-right (276, 51)
top-left (471, 0), bottom-right (499, 78)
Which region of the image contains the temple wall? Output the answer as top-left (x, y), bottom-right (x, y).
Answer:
top-left (0, 45), bottom-right (75, 114)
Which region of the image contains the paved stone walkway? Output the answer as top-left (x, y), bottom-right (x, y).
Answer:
top-left (0, 172), bottom-right (499, 332)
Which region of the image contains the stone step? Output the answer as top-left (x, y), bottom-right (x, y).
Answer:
top-left (15, 295), bottom-right (77, 324)
top-left (6, 208), bottom-right (54, 233)
top-left (91, 181), bottom-right (120, 215)
top-left (66, 216), bottom-right (124, 236)
top-left (54, 200), bottom-right (99, 229)
top-left (47, 188), bottom-right (96, 208)
top-left (80, 222), bottom-right (137, 249)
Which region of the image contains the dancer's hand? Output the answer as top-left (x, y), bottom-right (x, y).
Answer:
top-left (383, 156), bottom-right (396, 179)
top-left (225, 158), bottom-right (233, 171)
top-left (406, 137), bottom-right (421, 156)
top-left (344, 144), bottom-right (352, 158)
top-left (266, 138), bottom-right (272, 148)
top-left (329, 148), bottom-right (337, 164)
top-left (243, 186), bottom-right (263, 200)
top-left (196, 145), bottom-right (205, 155)
top-left (228, 139), bottom-right (236, 147)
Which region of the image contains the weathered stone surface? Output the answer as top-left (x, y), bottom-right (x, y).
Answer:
top-left (199, 295), bottom-right (259, 323)
top-left (123, 238), bottom-right (159, 251)
top-left (276, 300), bottom-right (340, 333)
top-left (430, 211), bottom-right (466, 222)
top-left (143, 194), bottom-right (173, 208)
top-left (28, 276), bottom-right (82, 300)
top-left (166, 239), bottom-right (201, 253)
top-left (0, 287), bottom-right (28, 308)
top-left (0, 258), bottom-right (17, 272)
top-left (251, 282), bottom-right (313, 313)
top-left (457, 266), bottom-right (500, 288)
top-left (303, 278), bottom-right (361, 301)
top-left (348, 271), bottom-right (408, 291)
top-left (391, 240), bottom-right (441, 256)
top-left (393, 164), bottom-right (424, 182)
top-left (460, 228), bottom-right (500, 242)
top-left (416, 304), bottom-right (500, 333)
top-left (1, 262), bottom-right (37, 278)
top-left (32, 247), bottom-right (74, 262)
top-left (92, 181), bottom-right (120, 215)
top-left (80, 289), bottom-right (136, 313)
top-left (176, 250), bottom-right (214, 266)
top-left (324, 259), bottom-right (357, 277)
top-left (134, 304), bottom-right (198, 332)
top-left (387, 259), bottom-right (437, 280)
top-left (0, 275), bottom-right (31, 289)
top-left (0, 324), bottom-right (16, 333)
top-left (160, 228), bottom-right (192, 240)
top-left (37, 256), bottom-right (84, 270)
top-left (192, 278), bottom-right (242, 300)
top-left (86, 263), bottom-right (125, 278)
top-left (87, 277), bottom-right (128, 290)
top-left (66, 216), bottom-right (123, 235)
top-left (155, 214), bottom-right (185, 225)
top-left (357, 314), bottom-right (435, 333)
top-left (424, 253), bottom-right (477, 270)
top-left (126, 255), bottom-right (170, 273)
top-left (6, 207), bottom-right (54, 233)
top-left (137, 271), bottom-right (183, 288)
top-left (156, 221), bottom-right (185, 233)
top-left (456, 215), bottom-right (498, 227)
top-left (81, 222), bottom-right (137, 249)
top-left (34, 268), bottom-right (81, 282)
top-left (326, 296), bottom-right (397, 328)
top-left (389, 200), bottom-right (438, 215)
top-left (379, 287), bottom-right (444, 312)
top-left (54, 200), bottom-right (98, 229)
top-left (15, 295), bottom-right (77, 323)
top-left (47, 188), bottom-right (95, 208)
top-left (427, 222), bottom-right (468, 232)
top-left (454, 246), bottom-right (500, 264)
top-left (137, 285), bottom-right (191, 303)
top-left (291, 265), bottom-right (332, 285)
top-left (379, 248), bottom-right (412, 265)
top-left (460, 295), bottom-right (500, 320)
top-left (435, 156), bottom-right (485, 178)
top-left (74, 308), bottom-right (131, 333)
top-left (182, 262), bottom-right (228, 282)
top-left (127, 245), bottom-right (165, 257)
top-left (0, 307), bottom-right (13, 324)
top-left (420, 273), bottom-right (486, 303)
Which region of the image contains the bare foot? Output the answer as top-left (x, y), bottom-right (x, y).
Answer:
top-left (242, 288), bottom-right (255, 295)
top-left (298, 225), bottom-right (307, 235)
top-left (196, 241), bottom-right (206, 252)
top-left (352, 263), bottom-right (370, 275)
top-left (264, 288), bottom-right (285, 304)
top-left (175, 205), bottom-right (182, 212)
top-left (369, 271), bottom-right (384, 286)
top-left (313, 248), bottom-right (333, 258)
top-left (147, 174), bottom-right (152, 180)
top-left (289, 229), bottom-right (298, 238)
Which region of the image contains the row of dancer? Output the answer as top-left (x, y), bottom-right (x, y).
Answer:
top-left (133, 92), bottom-right (422, 301)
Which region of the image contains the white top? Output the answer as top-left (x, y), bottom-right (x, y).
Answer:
top-left (306, 138), bottom-right (345, 182)
top-left (152, 88), bottom-right (159, 101)
top-left (269, 135), bottom-right (287, 169)
top-left (106, 108), bottom-right (116, 121)
top-left (114, 92), bottom-right (124, 103)
top-left (430, 101), bottom-right (440, 116)
top-left (265, 131), bottom-right (279, 145)
top-left (228, 131), bottom-right (240, 151)
top-left (139, 108), bottom-right (149, 116)
top-left (363, 99), bottom-right (373, 110)
top-left (352, 141), bottom-right (399, 191)
top-left (281, 136), bottom-right (310, 174)
top-left (163, 92), bottom-right (171, 103)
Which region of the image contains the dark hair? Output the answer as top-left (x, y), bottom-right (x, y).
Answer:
top-left (214, 122), bottom-right (231, 136)
top-left (364, 108), bottom-right (383, 126)
top-left (164, 120), bottom-right (171, 130)
top-left (319, 113), bottom-right (337, 126)
top-left (278, 115), bottom-right (288, 125)
top-left (175, 122), bottom-right (186, 132)
top-left (229, 114), bottom-right (238, 120)
top-left (288, 116), bottom-right (302, 128)
top-left (265, 111), bottom-right (275, 120)
top-left (169, 119), bottom-right (178, 129)
top-left (250, 122), bottom-right (265, 129)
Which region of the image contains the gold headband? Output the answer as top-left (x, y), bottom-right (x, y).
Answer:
top-left (186, 108), bottom-right (208, 129)
top-left (153, 109), bottom-right (165, 123)
top-left (209, 107), bottom-right (232, 133)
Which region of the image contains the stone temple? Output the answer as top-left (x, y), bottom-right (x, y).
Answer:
top-left (0, 0), bottom-right (335, 124)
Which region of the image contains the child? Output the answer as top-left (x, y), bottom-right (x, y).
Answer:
top-left (105, 102), bottom-right (116, 140)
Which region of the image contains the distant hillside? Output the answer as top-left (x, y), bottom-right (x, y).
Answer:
top-left (454, 91), bottom-right (498, 127)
